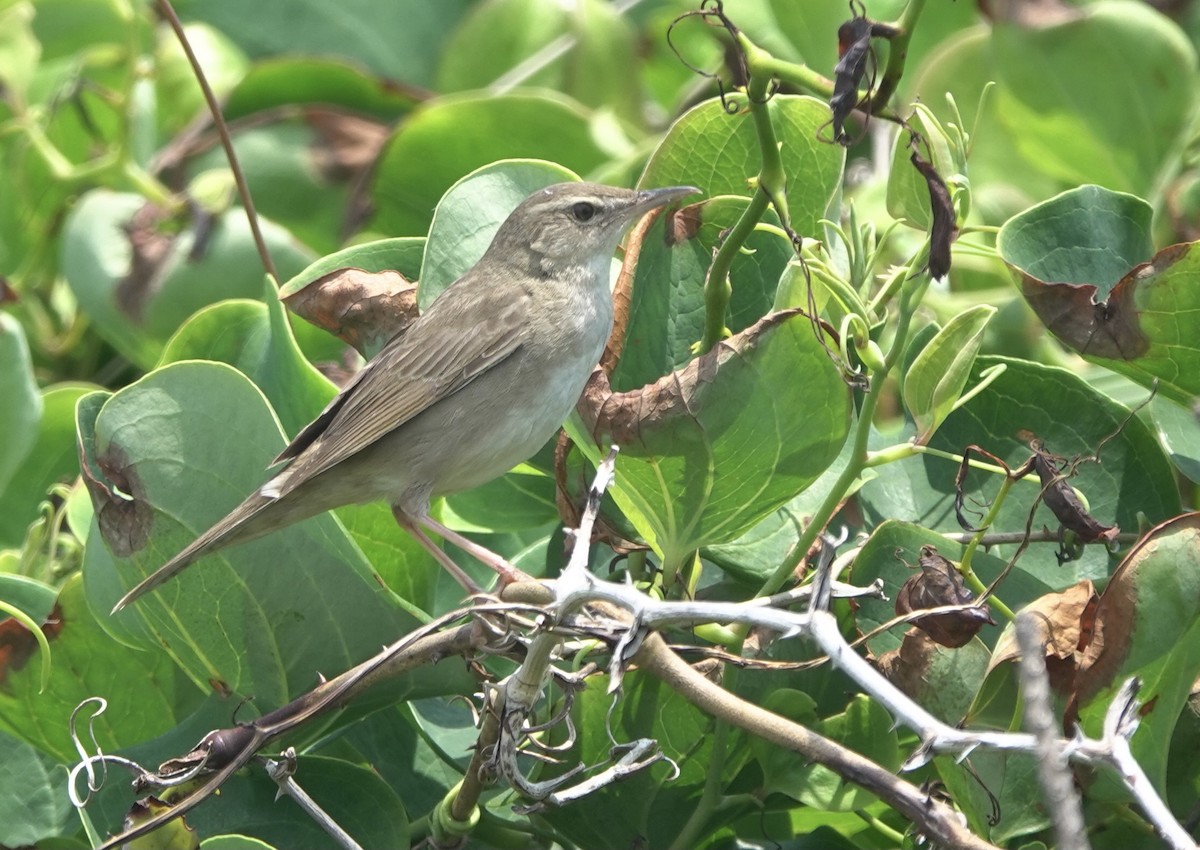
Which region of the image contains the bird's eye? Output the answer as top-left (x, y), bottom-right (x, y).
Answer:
top-left (571, 201), bottom-right (597, 222)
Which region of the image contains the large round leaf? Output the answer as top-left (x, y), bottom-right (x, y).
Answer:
top-left (418, 159), bottom-right (580, 308)
top-left (570, 311), bottom-right (850, 571)
top-left (861, 356), bottom-right (1181, 594)
top-left (639, 94), bottom-right (844, 240)
top-left (614, 196), bottom-right (794, 391)
top-left (991, 1), bottom-right (1197, 198)
top-left (75, 362), bottom-right (453, 707)
top-left (999, 185), bottom-right (1200, 404)
top-left (370, 92), bottom-right (608, 236)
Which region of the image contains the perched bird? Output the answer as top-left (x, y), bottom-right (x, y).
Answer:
top-left (113, 182), bottom-right (697, 611)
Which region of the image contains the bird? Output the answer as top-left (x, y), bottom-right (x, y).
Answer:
top-left (112, 181), bottom-right (698, 612)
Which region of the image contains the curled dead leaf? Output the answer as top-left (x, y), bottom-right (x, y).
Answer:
top-left (910, 149), bottom-right (956, 280)
top-left (281, 267), bottom-right (417, 358)
top-left (578, 309), bottom-right (802, 454)
top-left (989, 580), bottom-right (1098, 694)
top-left (895, 545), bottom-right (994, 648)
top-left (1029, 439), bottom-right (1119, 544)
top-left (1017, 243), bottom-right (1168, 360)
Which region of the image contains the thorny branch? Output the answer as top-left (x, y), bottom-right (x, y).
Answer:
top-left (71, 451), bottom-right (1196, 850)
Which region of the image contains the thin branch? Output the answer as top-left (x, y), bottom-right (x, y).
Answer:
top-left (156, 0), bottom-right (279, 282)
top-left (263, 749), bottom-right (365, 850)
top-left (1015, 613), bottom-right (1090, 850)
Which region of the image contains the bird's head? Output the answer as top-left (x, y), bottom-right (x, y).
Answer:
top-left (488, 182), bottom-right (699, 280)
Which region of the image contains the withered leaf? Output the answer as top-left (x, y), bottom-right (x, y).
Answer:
top-left (988, 580), bottom-right (1098, 694)
top-left (910, 149), bottom-right (956, 280)
top-left (0, 604), bottom-right (63, 686)
top-left (117, 202), bottom-right (177, 323)
top-left (578, 309), bottom-right (801, 454)
top-left (78, 439), bottom-right (152, 558)
top-left (895, 545), bottom-right (994, 648)
top-left (1029, 438), bottom-right (1119, 544)
top-left (827, 10), bottom-right (899, 145)
top-left (281, 267), bottom-right (418, 358)
top-left (1072, 513), bottom-right (1200, 711)
top-left (304, 109), bottom-right (388, 183)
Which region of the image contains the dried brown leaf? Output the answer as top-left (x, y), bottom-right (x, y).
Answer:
top-left (281, 267), bottom-right (417, 357)
top-left (895, 545), bottom-right (994, 648)
top-left (578, 309), bottom-right (801, 452)
top-left (988, 579), bottom-right (1098, 693)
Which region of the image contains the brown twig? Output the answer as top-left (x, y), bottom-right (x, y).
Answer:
top-left (156, 0), bottom-right (279, 283)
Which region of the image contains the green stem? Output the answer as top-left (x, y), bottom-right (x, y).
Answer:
top-left (667, 720), bottom-right (729, 850)
top-left (756, 274), bottom-right (922, 602)
top-left (959, 476), bottom-right (1017, 621)
top-left (754, 55), bottom-right (904, 125)
top-left (872, 0), bottom-right (928, 108)
top-left (697, 37), bottom-right (789, 355)
top-left (856, 808), bottom-right (907, 844)
top-left (698, 180), bottom-right (766, 354)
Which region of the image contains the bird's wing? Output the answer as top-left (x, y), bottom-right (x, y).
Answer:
top-left (269, 283), bottom-right (530, 497)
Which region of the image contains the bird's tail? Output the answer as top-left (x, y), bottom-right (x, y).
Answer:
top-left (111, 487), bottom-right (323, 612)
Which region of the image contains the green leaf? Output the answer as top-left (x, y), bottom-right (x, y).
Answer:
top-left (0, 731), bottom-right (70, 848)
top-left (174, 0), bottom-right (471, 88)
top-left (419, 159), bottom-right (580, 309)
top-left (224, 57), bottom-right (417, 122)
top-left (999, 185), bottom-right (1200, 404)
top-left (613, 196), bottom-right (794, 391)
top-left (370, 92), bottom-right (608, 236)
top-left (756, 693), bottom-right (900, 811)
top-left (999, 185), bottom-right (1153, 291)
top-left (75, 361), bottom-right (438, 705)
top-left (193, 754), bottom-right (408, 850)
top-left (991, 0), bottom-right (1197, 198)
top-left (902, 304), bottom-right (996, 444)
top-left (0, 575), bottom-right (184, 762)
top-left (1151, 395), bottom-right (1200, 484)
top-left (0, 574), bottom-right (56, 623)
top-left (437, 0), bottom-right (640, 122)
top-left (0, 383), bottom-right (96, 548)
top-left (863, 357), bottom-right (1180, 592)
top-left (0, 313), bottom-right (41, 495)
top-left (280, 236), bottom-right (426, 300)
top-left (639, 95), bottom-right (845, 240)
top-left (1074, 513), bottom-right (1200, 796)
top-left (340, 702), bottom-right (469, 819)
top-left (160, 280), bottom-right (336, 438)
top-left (703, 424), bottom-right (869, 583)
top-left (570, 312), bottom-right (850, 572)
top-left (936, 750), bottom-right (1047, 843)
top-left (61, 192), bottom-right (315, 369)
top-left (440, 464), bottom-right (557, 533)
top-left (183, 117), bottom-right (357, 254)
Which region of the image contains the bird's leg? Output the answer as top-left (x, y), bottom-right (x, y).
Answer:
top-left (391, 507), bottom-right (483, 594)
top-left (417, 515), bottom-right (533, 586)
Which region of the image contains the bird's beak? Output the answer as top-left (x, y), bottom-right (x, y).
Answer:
top-left (629, 185), bottom-right (701, 217)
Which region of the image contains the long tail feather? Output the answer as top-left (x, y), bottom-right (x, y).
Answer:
top-left (111, 488), bottom-right (318, 612)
